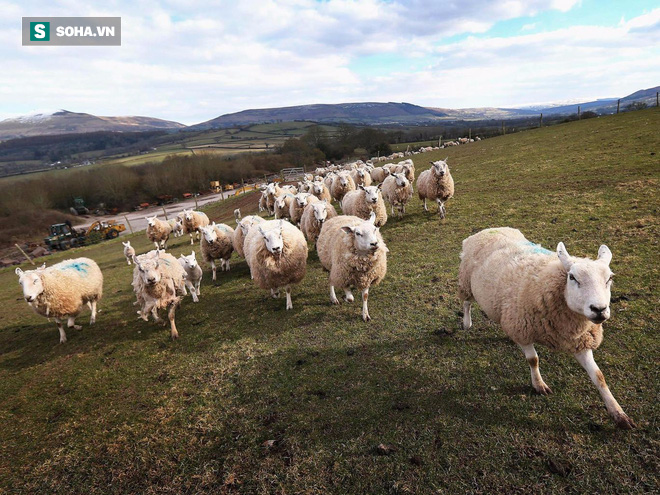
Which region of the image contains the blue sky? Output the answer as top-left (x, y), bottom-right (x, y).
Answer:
top-left (1, 0), bottom-right (658, 124)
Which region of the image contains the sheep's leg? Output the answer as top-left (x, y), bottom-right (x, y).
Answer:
top-left (154, 241), bottom-right (159, 249)
top-left (126, 257), bottom-right (132, 265)
top-left (195, 280), bottom-right (201, 296)
top-left (436, 199), bottom-right (445, 218)
top-left (270, 288), bottom-right (280, 298)
top-left (391, 205), bottom-right (395, 215)
top-left (225, 259), bottom-right (231, 271)
top-left (181, 282), bottom-right (188, 296)
top-left (211, 260), bottom-right (217, 281)
top-left (89, 301), bottom-right (97, 324)
top-left (67, 316), bottom-right (82, 331)
top-left (285, 286), bottom-right (293, 310)
top-left (151, 307), bottom-right (163, 324)
top-left (519, 344), bottom-right (552, 395)
top-left (189, 233), bottom-right (194, 245)
top-left (54, 318), bottom-right (67, 343)
top-left (361, 287), bottom-right (371, 322)
top-left (423, 198), bottom-right (428, 212)
top-left (462, 301), bottom-right (472, 330)
top-left (187, 280), bottom-right (198, 302)
top-left (168, 303), bottom-right (179, 340)
top-left (330, 286), bottom-right (340, 305)
top-left (344, 288), bottom-right (354, 303)
top-left (574, 350), bottom-right (636, 429)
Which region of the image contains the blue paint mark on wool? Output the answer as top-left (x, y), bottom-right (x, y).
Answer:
top-left (522, 240), bottom-right (553, 255)
top-left (58, 261), bottom-right (90, 275)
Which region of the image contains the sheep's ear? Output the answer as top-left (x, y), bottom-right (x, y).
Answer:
top-left (368, 212), bottom-right (377, 225)
top-left (191, 250), bottom-right (196, 258)
top-left (429, 161), bottom-right (434, 165)
top-left (377, 183), bottom-right (382, 190)
top-left (444, 156), bottom-right (449, 162)
top-left (38, 262), bottom-right (46, 270)
top-left (597, 245), bottom-right (612, 266)
top-left (359, 184), bottom-right (365, 191)
top-left (341, 226), bottom-right (355, 235)
top-left (258, 226), bottom-right (266, 237)
top-left (132, 255), bottom-right (140, 267)
top-left (556, 242), bottom-right (573, 271)
top-left (15, 267), bottom-right (23, 276)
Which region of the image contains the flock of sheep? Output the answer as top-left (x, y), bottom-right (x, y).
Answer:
top-left (13, 151), bottom-right (636, 429)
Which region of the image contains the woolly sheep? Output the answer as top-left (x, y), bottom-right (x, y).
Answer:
top-left (316, 213), bottom-right (388, 321)
top-left (416, 159), bottom-right (454, 219)
top-left (122, 241), bottom-right (136, 265)
top-left (300, 199), bottom-right (338, 248)
top-left (331, 171), bottom-right (356, 205)
top-left (234, 215), bottom-right (266, 259)
top-left (290, 193), bottom-right (318, 226)
top-left (145, 215), bottom-right (172, 249)
top-left (458, 227), bottom-right (635, 429)
top-left (168, 217), bottom-right (184, 237)
top-left (132, 250), bottom-right (185, 340)
top-left (182, 208), bottom-right (210, 245)
top-left (274, 193), bottom-right (295, 220)
top-left (259, 191), bottom-right (268, 213)
top-left (393, 159), bottom-right (415, 185)
top-left (370, 166), bottom-right (391, 184)
top-left (311, 180), bottom-right (332, 203)
top-left (341, 185), bottom-right (388, 227)
top-left (350, 167), bottom-right (373, 187)
top-left (178, 251), bottom-right (203, 303)
top-left (200, 222), bottom-right (235, 281)
top-left (323, 172), bottom-right (336, 191)
top-left (381, 172), bottom-right (413, 218)
top-left (244, 219), bottom-right (308, 310)
top-left (234, 208), bottom-right (242, 221)
top-left (16, 258), bottom-right (103, 343)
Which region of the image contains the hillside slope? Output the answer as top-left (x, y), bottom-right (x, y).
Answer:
top-left (0, 108), bottom-right (657, 493)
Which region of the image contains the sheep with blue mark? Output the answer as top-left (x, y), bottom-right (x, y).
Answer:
top-left (15, 257), bottom-right (103, 344)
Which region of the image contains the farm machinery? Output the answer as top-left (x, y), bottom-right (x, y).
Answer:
top-left (44, 220), bottom-right (126, 251)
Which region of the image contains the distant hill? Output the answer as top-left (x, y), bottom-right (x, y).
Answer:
top-left (535, 85), bottom-right (659, 115)
top-left (0, 110), bottom-right (185, 141)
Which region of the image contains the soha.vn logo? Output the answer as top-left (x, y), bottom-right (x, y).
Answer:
top-left (29, 21), bottom-right (50, 41)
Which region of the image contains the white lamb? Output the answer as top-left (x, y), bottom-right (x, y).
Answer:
top-left (381, 172), bottom-right (413, 218)
top-left (122, 241), bottom-right (136, 265)
top-left (178, 251), bottom-right (203, 302)
top-left (16, 258), bottom-right (103, 343)
top-left (458, 227), bottom-right (636, 429)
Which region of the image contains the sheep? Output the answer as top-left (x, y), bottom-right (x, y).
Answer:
top-left (234, 215), bottom-right (266, 259)
top-left (381, 172), bottom-right (413, 218)
top-left (300, 199), bottom-right (337, 248)
top-left (350, 167), bottom-right (373, 187)
top-left (145, 215), bottom-right (172, 249)
top-left (331, 171), bottom-right (356, 205)
top-left (200, 222), bottom-right (235, 281)
top-left (244, 219), bottom-right (308, 310)
top-left (181, 208), bottom-right (210, 245)
top-left (281, 184), bottom-right (298, 195)
top-left (393, 159), bottom-right (415, 185)
top-left (132, 250), bottom-right (185, 340)
top-left (290, 193), bottom-right (318, 226)
top-left (259, 191), bottom-right (268, 213)
top-left (323, 172), bottom-right (336, 191)
top-left (370, 166), bottom-right (391, 184)
top-left (311, 180), bottom-right (332, 203)
top-left (316, 213), bottom-right (388, 321)
top-left (234, 208), bottom-right (241, 221)
top-left (458, 227), bottom-right (636, 429)
top-left (341, 185), bottom-right (388, 227)
top-left (274, 193), bottom-right (295, 220)
top-left (168, 217), bottom-right (184, 237)
top-left (122, 241), bottom-right (136, 265)
top-left (16, 258), bottom-right (103, 343)
top-left (416, 159), bottom-right (454, 219)
top-left (178, 251), bottom-right (203, 302)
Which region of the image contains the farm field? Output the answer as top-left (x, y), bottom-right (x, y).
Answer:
top-left (0, 109), bottom-right (658, 493)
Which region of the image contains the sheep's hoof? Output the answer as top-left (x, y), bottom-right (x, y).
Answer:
top-left (533, 383), bottom-right (553, 395)
top-left (331, 297), bottom-right (340, 305)
top-left (71, 325), bottom-right (82, 330)
top-left (614, 412), bottom-right (637, 429)
top-left (362, 313), bottom-right (371, 322)
top-left (344, 295), bottom-right (354, 303)
top-left (171, 332), bottom-right (179, 340)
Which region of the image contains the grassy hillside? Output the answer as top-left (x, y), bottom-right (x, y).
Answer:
top-left (0, 109), bottom-right (657, 493)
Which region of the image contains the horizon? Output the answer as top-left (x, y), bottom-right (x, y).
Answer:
top-left (2, 1), bottom-right (659, 125)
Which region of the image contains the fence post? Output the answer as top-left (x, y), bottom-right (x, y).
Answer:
top-left (124, 216), bottom-right (134, 234)
top-left (617, 99), bottom-right (620, 114)
top-left (162, 206), bottom-right (168, 220)
top-left (539, 113), bottom-right (543, 128)
top-left (657, 91), bottom-right (659, 107)
top-left (194, 195), bottom-right (199, 210)
top-left (15, 244), bottom-right (35, 266)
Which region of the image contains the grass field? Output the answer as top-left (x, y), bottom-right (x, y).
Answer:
top-left (0, 109), bottom-right (658, 493)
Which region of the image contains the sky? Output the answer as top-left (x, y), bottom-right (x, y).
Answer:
top-left (1, 0), bottom-right (658, 125)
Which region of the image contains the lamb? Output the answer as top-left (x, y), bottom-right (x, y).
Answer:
top-left (178, 251), bottom-right (203, 302)
top-left (458, 227), bottom-right (636, 429)
top-left (331, 171), bottom-right (356, 205)
top-left (381, 172), bottom-right (413, 218)
top-left (200, 222), bottom-right (235, 281)
top-left (234, 215), bottom-right (265, 258)
top-left (168, 217), bottom-right (184, 237)
top-left (416, 159), bottom-right (454, 219)
top-left (145, 215), bottom-right (172, 249)
top-left (181, 208), bottom-right (210, 245)
top-left (244, 219), bottom-right (308, 310)
top-left (350, 167), bottom-right (373, 187)
top-left (122, 241), bottom-right (136, 265)
top-left (370, 166), bottom-right (391, 184)
top-left (132, 250), bottom-right (186, 340)
top-left (311, 180), bottom-right (333, 203)
top-left (234, 208), bottom-right (241, 221)
top-left (341, 185), bottom-right (388, 227)
top-left (16, 258), bottom-right (103, 343)
top-left (259, 191), bottom-right (268, 213)
top-left (316, 213), bottom-right (388, 321)
top-left (290, 193), bottom-right (318, 226)
top-left (274, 193), bottom-right (295, 220)
top-left (300, 199), bottom-right (338, 248)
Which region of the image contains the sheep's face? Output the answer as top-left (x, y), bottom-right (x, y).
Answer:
top-left (431, 160), bottom-right (449, 176)
top-left (275, 197), bottom-right (286, 211)
top-left (259, 223), bottom-right (284, 256)
top-left (312, 202), bottom-right (329, 223)
top-left (361, 185), bottom-right (380, 204)
top-left (312, 182), bottom-right (324, 195)
top-left (338, 174), bottom-right (349, 187)
top-left (201, 226), bottom-right (218, 244)
top-left (357, 169), bottom-right (366, 178)
top-left (266, 183), bottom-right (277, 196)
top-left (557, 243), bottom-right (613, 324)
top-left (341, 216), bottom-right (381, 254)
top-left (394, 173), bottom-right (409, 188)
top-left (136, 259), bottom-right (161, 286)
top-left (183, 209), bottom-right (194, 221)
top-left (295, 194), bottom-right (310, 207)
top-left (179, 252), bottom-right (198, 269)
top-left (146, 216), bottom-right (157, 227)
top-left (15, 268), bottom-right (44, 303)
top-left (122, 241), bottom-right (131, 248)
